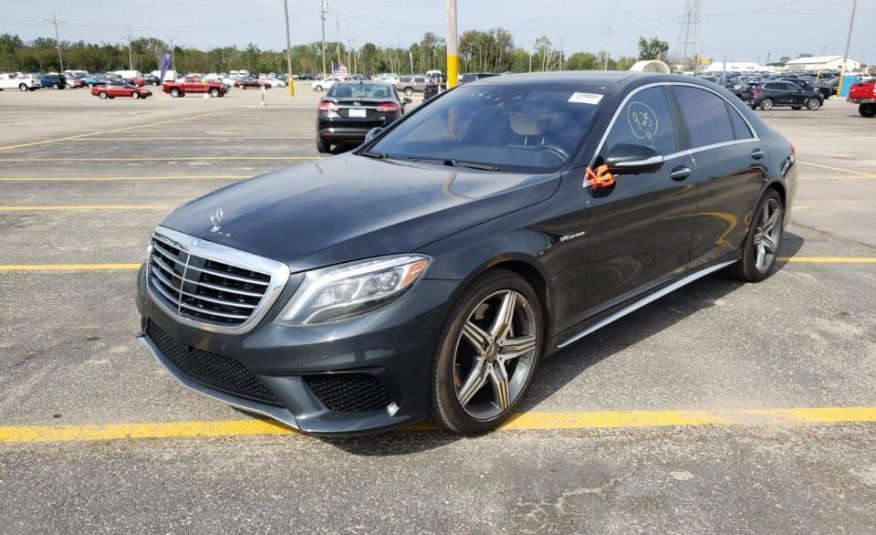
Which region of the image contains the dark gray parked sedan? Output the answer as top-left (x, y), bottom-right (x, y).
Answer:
top-left (136, 72), bottom-right (797, 435)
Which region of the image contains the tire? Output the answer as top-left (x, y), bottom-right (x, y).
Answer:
top-left (171, 88), bottom-right (181, 98)
top-left (759, 98), bottom-right (774, 111)
top-left (791, 106), bottom-right (802, 110)
top-left (729, 189), bottom-right (784, 283)
top-left (98, 91), bottom-right (107, 100)
top-left (210, 88), bottom-right (219, 97)
top-left (52, 83), bottom-right (60, 90)
top-left (19, 83), bottom-right (27, 92)
top-left (806, 98), bottom-right (821, 110)
top-left (429, 269), bottom-right (544, 435)
top-left (132, 92), bottom-right (140, 99)
top-left (316, 138), bottom-right (331, 153)
top-left (314, 85), bottom-right (323, 92)
top-left (860, 103), bottom-right (876, 118)
top-left (404, 87), bottom-right (414, 96)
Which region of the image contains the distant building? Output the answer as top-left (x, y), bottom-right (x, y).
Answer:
top-left (785, 55), bottom-right (861, 71)
top-left (702, 62), bottom-right (763, 73)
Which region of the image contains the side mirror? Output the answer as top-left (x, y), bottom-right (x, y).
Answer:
top-left (403, 97), bottom-right (412, 105)
top-left (604, 143), bottom-right (664, 174)
top-left (365, 127), bottom-right (384, 142)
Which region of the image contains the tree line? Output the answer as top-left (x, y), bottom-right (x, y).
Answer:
top-left (0, 30), bottom-right (669, 75)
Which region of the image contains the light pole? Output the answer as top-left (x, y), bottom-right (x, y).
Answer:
top-left (837, 0), bottom-right (858, 96)
top-left (445, 0), bottom-right (458, 88)
top-left (283, 0), bottom-right (294, 96)
top-left (43, 10), bottom-right (66, 73)
top-left (320, 0), bottom-right (327, 76)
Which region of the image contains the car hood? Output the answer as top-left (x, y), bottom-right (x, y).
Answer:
top-left (161, 154), bottom-right (560, 273)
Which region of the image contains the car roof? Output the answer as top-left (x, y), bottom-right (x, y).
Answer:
top-left (463, 71), bottom-right (699, 89)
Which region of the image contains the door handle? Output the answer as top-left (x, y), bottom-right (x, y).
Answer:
top-left (751, 148), bottom-right (765, 160)
top-left (669, 166), bottom-right (691, 181)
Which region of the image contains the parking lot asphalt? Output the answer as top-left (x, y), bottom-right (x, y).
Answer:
top-left (0, 84), bottom-right (874, 534)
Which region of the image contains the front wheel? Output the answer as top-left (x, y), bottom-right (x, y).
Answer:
top-left (53, 83), bottom-right (60, 89)
top-left (806, 98), bottom-right (821, 110)
top-left (210, 88), bottom-right (219, 97)
top-left (404, 87), bottom-right (414, 96)
top-left (170, 88), bottom-right (180, 98)
top-left (860, 103), bottom-right (876, 118)
top-left (759, 98), bottom-right (774, 111)
top-left (132, 92), bottom-right (140, 99)
top-left (430, 270), bottom-right (543, 435)
top-left (19, 83), bottom-right (27, 92)
top-left (314, 85), bottom-right (322, 92)
top-left (730, 189), bottom-right (784, 283)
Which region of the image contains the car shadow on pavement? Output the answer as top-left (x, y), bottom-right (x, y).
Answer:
top-left (318, 232), bottom-right (805, 455)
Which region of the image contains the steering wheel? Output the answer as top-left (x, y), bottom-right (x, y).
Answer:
top-left (537, 144), bottom-right (570, 161)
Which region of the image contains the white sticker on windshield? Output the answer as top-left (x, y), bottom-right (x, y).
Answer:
top-left (568, 92), bottom-right (603, 105)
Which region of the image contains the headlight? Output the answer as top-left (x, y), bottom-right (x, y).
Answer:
top-left (275, 254), bottom-right (431, 325)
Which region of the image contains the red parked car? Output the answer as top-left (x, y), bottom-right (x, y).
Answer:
top-left (162, 76), bottom-right (226, 98)
top-left (848, 79), bottom-right (876, 117)
top-left (91, 81), bottom-right (152, 100)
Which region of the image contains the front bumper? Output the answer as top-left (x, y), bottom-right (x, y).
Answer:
top-left (136, 265), bottom-right (457, 435)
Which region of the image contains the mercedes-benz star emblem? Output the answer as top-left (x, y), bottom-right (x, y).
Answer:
top-left (210, 207), bottom-right (223, 232)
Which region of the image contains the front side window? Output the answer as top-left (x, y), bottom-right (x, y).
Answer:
top-left (604, 86), bottom-right (677, 156)
top-left (367, 83), bottom-right (602, 173)
top-left (672, 86), bottom-right (735, 148)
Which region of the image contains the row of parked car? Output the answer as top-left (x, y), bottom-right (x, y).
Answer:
top-left (0, 72), bottom-right (68, 91)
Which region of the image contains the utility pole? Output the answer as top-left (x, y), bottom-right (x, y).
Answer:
top-left (320, 0), bottom-right (327, 76)
top-left (445, 0), bottom-right (458, 88)
top-left (43, 10), bottom-right (66, 73)
top-left (837, 0), bottom-right (858, 96)
top-left (169, 38), bottom-right (177, 75)
top-left (335, 12), bottom-right (341, 65)
top-left (283, 0), bottom-right (294, 96)
top-left (124, 25), bottom-right (134, 71)
top-left (603, 15), bottom-right (612, 70)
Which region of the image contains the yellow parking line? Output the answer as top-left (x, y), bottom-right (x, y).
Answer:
top-left (778, 256), bottom-right (876, 264)
top-left (0, 156), bottom-right (320, 162)
top-left (0, 205), bottom-right (170, 212)
top-left (0, 264), bottom-right (140, 272)
top-left (1, 407), bottom-right (874, 443)
top-left (797, 160), bottom-right (873, 178)
top-left (0, 111), bottom-right (225, 152)
top-left (0, 176), bottom-right (249, 182)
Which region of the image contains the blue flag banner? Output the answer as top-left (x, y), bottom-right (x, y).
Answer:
top-left (159, 52), bottom-right (172, 83)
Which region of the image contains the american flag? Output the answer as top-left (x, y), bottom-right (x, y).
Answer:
top-left (332, 61), bottom-right (349, 77)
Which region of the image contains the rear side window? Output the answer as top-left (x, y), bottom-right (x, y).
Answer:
top-left (604, 86), bottom-right (677, 156)
top-left (726, 103), bottom-right (754, 140)
top-left (671, 86), bottom-right (735, 148)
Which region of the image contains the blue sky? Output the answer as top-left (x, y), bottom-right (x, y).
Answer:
top-left (2, 0), bottom-right (873, 65)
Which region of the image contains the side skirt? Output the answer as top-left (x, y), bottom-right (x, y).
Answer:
top-left (555, 259), bottom-right (737, 350)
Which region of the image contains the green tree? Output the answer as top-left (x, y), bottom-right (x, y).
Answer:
top-left (637, 36), bottom-right (669, 61)
top-left (566, 51), bottom-right (598, 70)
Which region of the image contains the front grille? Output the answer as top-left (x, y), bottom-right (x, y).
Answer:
top-left (146, 321), bottom-right (280, 404)
top-left (304, 374), bottom-right (393, 412)
top-left (148, 235), bottom-right (272, 327)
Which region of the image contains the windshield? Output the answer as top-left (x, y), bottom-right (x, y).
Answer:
top-left (328, 83), bottom-right (395, 99)
top-left (365, 83), bottom-right (603, 173)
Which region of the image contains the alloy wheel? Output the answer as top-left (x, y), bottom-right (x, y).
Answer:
top-left (452, 289), bottom-right (538, 419)
top-left (752, 197), bottom-right (782, 272)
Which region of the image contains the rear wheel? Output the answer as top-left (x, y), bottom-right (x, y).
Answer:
top-left (759, 98), bottom-right (774, 111)
top-left (430, 270), bottom-right (543, 435)
top-left (730, 189), bottom-right (784, 283)
top-left (210, 88), bottom-right (219, 97)
top-left (806, 98), bottom-right (821, 110)
top-left (316, 138), bottom-right (331, 153)
top-left (53, 83), bottom-right (60, 89)
top-left (98, 91), bottom-right (108, 100)
top-left (404, 87), bottom-right (414, 96)
top-left (132, 92), bottom-right (140, 99)
top-left (18, 83), bottom-right (27, 92)
top-left (860, 103), bottom-right (876, 118)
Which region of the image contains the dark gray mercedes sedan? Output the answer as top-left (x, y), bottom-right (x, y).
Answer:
top-left (136, 72), bottom-right (796, 435)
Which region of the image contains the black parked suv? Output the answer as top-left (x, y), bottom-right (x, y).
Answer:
top-left (38, 73), bottom-right (66, 89)
top-left (748, 81), bottom-right (823, 111)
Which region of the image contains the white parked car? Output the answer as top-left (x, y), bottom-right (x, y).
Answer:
top-left (261, 76), bottom-right (287, 88)
top-left (311, 76), bottom-right (347, 92)
top-left (0, 73), bottom-right (41, 91)
top-left (375, 73), bottom-right (400, 87)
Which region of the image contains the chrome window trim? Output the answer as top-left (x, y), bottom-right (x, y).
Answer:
top-left (147, 225), bottom-right (291, 335)
top-left (586, 81), bottom-right (761, 183)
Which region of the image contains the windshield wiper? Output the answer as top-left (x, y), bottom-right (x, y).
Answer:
top-left (394, 155), bottom-right (499, 172)
top-left (359, 150), bottom-right (388, 159)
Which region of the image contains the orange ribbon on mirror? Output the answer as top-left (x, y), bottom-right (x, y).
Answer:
top-left (585, 164), bottom-right (615, 190)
